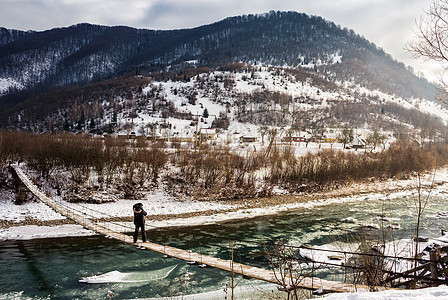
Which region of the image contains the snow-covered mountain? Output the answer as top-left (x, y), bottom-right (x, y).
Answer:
top-left (0, 11), bottom-right (444, 140)
top-left (0, 11), bottom-right (436, 100)
top-left (2, 63), bottom-right (447, 145)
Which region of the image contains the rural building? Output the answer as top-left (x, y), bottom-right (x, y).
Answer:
top-left (240, 135), bottom-right (258, 143)
top-left (351, 135), bottom-right (367, 149)
top-left (199, 128), bottom-right (217, 141)
top-left (171, 130), bottom-right (195, 142)
top-left (282, 136), bottom-right (306, 143)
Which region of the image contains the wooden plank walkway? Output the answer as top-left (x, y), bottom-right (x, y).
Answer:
top-left (12, 165), bottom-right (389, 294)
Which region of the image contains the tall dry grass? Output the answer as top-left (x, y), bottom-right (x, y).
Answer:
top-left (2, 130), bottom-right (448, 201)
top-left (268, 141), bottom-right (446, 193)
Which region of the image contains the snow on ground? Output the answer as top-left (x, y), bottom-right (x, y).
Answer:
top-left (0, 77), bottom-right (24, 95)
top-left (0, 198), bottom-right (66, 222)
top-left (142, 283), bottom-right (281, 300)
top-left (323, 285), bottom-right (448, 299)
top-left (1, 224), bottom-right (94, 241)
top-left (0, 187), bottom-right (238, 240)
top-left (2, 167), bottom-right (448, 241)
top-left (177, 285), bottom-right (448, 300)
top-left (120, 67), bottom-right (448, 140)
top-left (62, 191), bottom-right (236, 220)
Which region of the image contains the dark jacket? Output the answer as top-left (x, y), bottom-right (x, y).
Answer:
top-left (133, 204), bottom-right (147, 225)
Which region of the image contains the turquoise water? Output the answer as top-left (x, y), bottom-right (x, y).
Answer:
top-left (2, 195), bottom-right (448, 299)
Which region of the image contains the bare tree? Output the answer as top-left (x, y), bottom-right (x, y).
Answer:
top-left (338, 126), bottom-right (354, 149)
top-left (412, 169), bottom-right (435, 287)
top-left (263, 240), bottom-right (316, 300)
top-left (366, 130), bottom-right (387, 151)
top-left (407, 0), bottom-right (448, 102)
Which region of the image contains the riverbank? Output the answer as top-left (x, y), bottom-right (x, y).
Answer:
top-left (1, 167), bottom-right (448, 241)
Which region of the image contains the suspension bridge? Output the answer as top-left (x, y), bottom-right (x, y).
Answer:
top-left (12, 164), bottom-right (390, 294)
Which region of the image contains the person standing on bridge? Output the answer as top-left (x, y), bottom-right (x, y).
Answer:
top-left (133, 203), bottom-right (147, 243)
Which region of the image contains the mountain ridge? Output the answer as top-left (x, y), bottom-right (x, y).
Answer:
top-left (0, 11), bottom-right (436, 103)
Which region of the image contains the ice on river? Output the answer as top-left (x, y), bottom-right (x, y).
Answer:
top-left (79, 265), bottom-right (177, 283)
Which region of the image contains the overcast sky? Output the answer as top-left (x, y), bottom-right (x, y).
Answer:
top-left (1, 0), bottom-right (442, 81)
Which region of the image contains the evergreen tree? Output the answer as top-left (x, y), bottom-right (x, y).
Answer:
top-left (202, 108), bottom-right (209, 118)
top-left (90, 117), bottom-right (95, 129)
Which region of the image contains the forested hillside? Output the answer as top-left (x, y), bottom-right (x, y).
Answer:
top-left (0, 11), bottom-right (436, 106)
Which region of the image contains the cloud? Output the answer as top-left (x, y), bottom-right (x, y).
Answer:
top-left (65, 0), bottom-right (152, 26)
top-left (1, 0), bottom-right (153, 29)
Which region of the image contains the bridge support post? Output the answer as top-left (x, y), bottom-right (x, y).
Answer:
top-left (430, 247), bottom-right (439, 280)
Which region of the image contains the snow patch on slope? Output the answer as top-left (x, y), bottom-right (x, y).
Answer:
top-left (0, 77), bottom-right (23, 95)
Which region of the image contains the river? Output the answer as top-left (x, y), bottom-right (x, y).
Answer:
top-left (2, 194), bottom-right (448, 299)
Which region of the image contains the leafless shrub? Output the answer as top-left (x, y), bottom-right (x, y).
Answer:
top-left (0, 130), bottom-right (169, 201)
top-left (3, 129), bottom-right (448, 204)
top-left (270, 140), bottom-right (445, 194)
top-left (346, 226), bottom-right (392, 291)
top-left (166, 144), bottom-right (266, 200)
top-left (263, 240), bottom-right (317, 300)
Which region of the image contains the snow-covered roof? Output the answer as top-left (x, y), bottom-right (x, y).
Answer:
top-left (200, 128), bottom-right (216, 134)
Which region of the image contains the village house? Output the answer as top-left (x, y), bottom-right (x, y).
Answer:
top-left (199, 128), bottom-right (217, 141)
top-left (171, 130), bottom-right (195, 142)
top-left (240, 135), bottom-right (258, 143)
